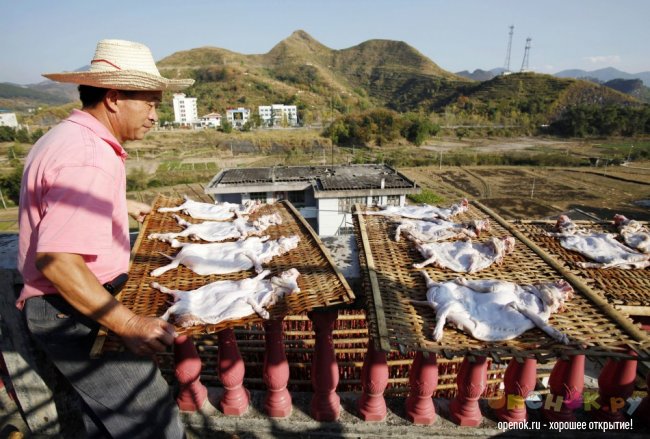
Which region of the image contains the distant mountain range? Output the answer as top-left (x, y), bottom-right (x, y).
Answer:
top-left (1, 31), bottom-right (646, 120)
top-left (457, 67), bottom-right (650, 87)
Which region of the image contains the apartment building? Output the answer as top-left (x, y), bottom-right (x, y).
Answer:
top-left (226, 107), bottom-right (250, 129)
top-left (258, 104), bottom-right (298, 127)
top-left (172, 93), bottom-right (198, 125)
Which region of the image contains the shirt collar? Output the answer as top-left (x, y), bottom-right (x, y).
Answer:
top-left (66, 109), bottom-right (129, 161)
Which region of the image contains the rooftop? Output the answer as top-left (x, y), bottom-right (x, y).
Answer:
top-left (205, 164), bottom-right (420, 196)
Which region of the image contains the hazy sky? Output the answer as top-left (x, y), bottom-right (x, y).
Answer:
top-left (2, 0), bottom-right (649, 84)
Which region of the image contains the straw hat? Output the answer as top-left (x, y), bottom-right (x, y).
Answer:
top-left (42, 39), bottom-right (194, 91)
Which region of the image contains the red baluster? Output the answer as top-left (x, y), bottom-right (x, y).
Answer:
top-left (405, 351), bottom-right (438, 425)
top-left (542, 355), bottom-right (584, 422)
top-left (217, 328), bottom-right (249, 415)
top-left (593, 353), bottom-right (637, 422)
top-left (450, 355), bottom-right (487, 426)
top-left (635, 372), bottom-right (650, 426)
top-left (357, 340), bottom-right (388, 421)
top-left (308, 310), bottom-right (340, 421)
top-left (174, 335), bottom-right (216, 414)
top-left (263, 319), bottom-right (292, 418)
top-left (496, 357), bottom-right (537, 422)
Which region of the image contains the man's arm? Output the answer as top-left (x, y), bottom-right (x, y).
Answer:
top-left (126, 199), bottom-right (151, 223)
top-left (35, 252), bottom-right (176, 356)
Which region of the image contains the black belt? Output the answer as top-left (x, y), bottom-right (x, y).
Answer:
top-left (103, 273), bottom-right (129, 296)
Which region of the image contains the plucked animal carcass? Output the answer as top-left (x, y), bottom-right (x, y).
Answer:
top-left (150, 235), bottom-right (301, 276)
top-left (158, 195), bottom-right (261, 221)
top-left (413, 236), bottom-right (516, 273)
top-left (366, 198), bottom-right (469, 221)
top-left (614, 214), bottom-right (650, 254)
top-left (395, 218), bottom-right (490, 243)
top-left (148, 213), bottom-right (282, 243)
top-left (152, 269), bottom-right (301, 327)
top-left (412, 272), bottom-right (573, 343)
top-left (550, 215), bottom-right (650, 269)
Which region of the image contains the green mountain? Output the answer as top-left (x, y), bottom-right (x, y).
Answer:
top-left (0, 82), bottom-right (73, 110)
top-left (157, 30), bottom-right (470, 118)
top-left (4, 30), bottom-right (644, 126)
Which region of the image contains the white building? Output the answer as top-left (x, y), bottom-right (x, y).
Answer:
top-left (199, 113), bottom-right (222, 128)
top-left (0, 112), bottom-right (18, 128)
top-left (205, 164), bottom-right (420, 236)
top-left (226, 107), bottom-right (250, 129)
top-left (258, 104), bottom-right (298, 127)
top-left (172, 93), bottom-right (198, 125)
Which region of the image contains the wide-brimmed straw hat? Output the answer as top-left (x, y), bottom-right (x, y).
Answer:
top-left (42, 39), bottom-right (194, 91)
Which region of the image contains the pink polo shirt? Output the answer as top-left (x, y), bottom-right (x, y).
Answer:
top-left (17, 109), bottom-right (130, 308)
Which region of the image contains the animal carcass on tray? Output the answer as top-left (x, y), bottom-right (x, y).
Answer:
top-left (550, 215), bottom-right (650, 269)
top-left (150, 235), bottom-right (300, 276)
top-left (413, 272), bottom-right (573, 343)
top-left (413, 236), bottom-right (515, 272)
top-left (152, 269), bottom-right (300, 327)
top-left (366, 198), bottom-right (469, 221)
top-left (148, 213), bottom-right (282, 243)
top-left (395, 218), bottom-right (490, 243)
top-left (158, 195), bottom-right (261, 221)
top-left (614, 214), bottom-right (650, 254)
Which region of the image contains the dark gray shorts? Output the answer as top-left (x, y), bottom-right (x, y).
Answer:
top-left (25, 295), bottom-right (184, 439)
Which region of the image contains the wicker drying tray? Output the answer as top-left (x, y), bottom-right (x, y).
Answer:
top-left (354, 201), bottom-right (649, 361)
top-left (510, 219), bottom-right (650, 314)
top-left (94, 195), bottom-right (354, 354)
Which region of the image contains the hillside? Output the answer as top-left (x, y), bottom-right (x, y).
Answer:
top-left (157, 30), bottom-right (470, 117)
top-left (0, 82), bottom-right (73, 110)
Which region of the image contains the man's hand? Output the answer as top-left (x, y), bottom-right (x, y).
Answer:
top-left (126, 199), bottom-right (151, 223)
top-left (116, 314), bottom-right (177, 356)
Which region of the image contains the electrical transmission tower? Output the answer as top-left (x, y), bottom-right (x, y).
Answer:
top-left (520, 37), bottom-right (532, 72)
top-left (503, 25), bottom-right (514, 72)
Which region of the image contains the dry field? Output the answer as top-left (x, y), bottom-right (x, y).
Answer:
top-left (401, 163), bottom-right (650, 221)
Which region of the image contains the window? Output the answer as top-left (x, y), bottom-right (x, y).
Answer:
top-left (249, 192), bottom-right (267, 202)
top-left (337, 226), bottom-right (354, 236)
top-left (338, 196), bottom-right (367, 213)
top-left (288, 191), bottom-right (305, 207)
top-left (371, 196), bottom-right (381, 206)
top-left (386, 195), bottom-right (401, 206)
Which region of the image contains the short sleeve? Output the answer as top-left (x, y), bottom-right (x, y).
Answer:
top-left (36, 165), bottom-right (115, 255)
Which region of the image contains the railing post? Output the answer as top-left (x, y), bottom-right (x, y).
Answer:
top-left (495, 357), bottom-right (537, 423)
top-left (405, 351), bottom-right (438, 425)
top-left (174, 335), bottom-right (216, 414)
top-left (593, 353), bottom-right (637, 422)
top-left (542, 355), bottom-right (585, 422)
top-left (263, 319), bottom-right (292, 418)
top-left (450, 355), bottom-right (487, 426)
top-left (217, 328), bottom-right (249, 415)
top-left (308, 310), bottom-right (340, 421)
top-left (357, 339), bottom-right (388, 421)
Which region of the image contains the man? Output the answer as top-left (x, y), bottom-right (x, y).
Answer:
top-left (17, 39), bottom-right (194, 438)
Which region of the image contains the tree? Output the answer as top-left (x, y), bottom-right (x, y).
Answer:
top-left (220, 120), bottom-right (233, 133)
top-left (455, 127), bottom-right (469, 141)
top-left (0, 165), bottom-right (24, 205)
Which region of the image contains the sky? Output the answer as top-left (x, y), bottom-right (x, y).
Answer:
top-left (2, 0), bottom-right (650, 85)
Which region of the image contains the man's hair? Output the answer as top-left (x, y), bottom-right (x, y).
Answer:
top-left (78, 85), bottom-right (109, 108)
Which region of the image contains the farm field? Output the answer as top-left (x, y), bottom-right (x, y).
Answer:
top-left (401, 163), bottom-right (650, 221)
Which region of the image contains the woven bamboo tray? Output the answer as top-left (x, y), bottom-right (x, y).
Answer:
top-left (354, 201), bottom-right (650, 361)
top-left (510, 219), bottom-right (650, 315)
top-left (95, 195), bottom-right (355, 353)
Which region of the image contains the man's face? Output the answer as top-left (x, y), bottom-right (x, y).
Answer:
top-left (115, 90), bottom-right (162, 142)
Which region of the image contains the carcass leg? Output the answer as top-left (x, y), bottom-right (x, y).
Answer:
top-left (405, 351), bottom-right (438, 425)
top-left (263, 319), bottom-right (292, 418)
top-left (173, 335), bottom-right (216, 414)
top-left (542, 355), bottom-right (585, 422)
top-left (450, 355), bottom-right (488, 426)
top-left (217, 328), bottom-right (250, 415)
top-left (357, 339), bottom-right (388, 421)
top-left (308, 310), bottom-right (340, 421)
top-left (495, 357), bottom-right (537, 422)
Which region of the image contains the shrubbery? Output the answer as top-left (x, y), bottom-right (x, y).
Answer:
top-left (323, 109), bottom-right (440, 147)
